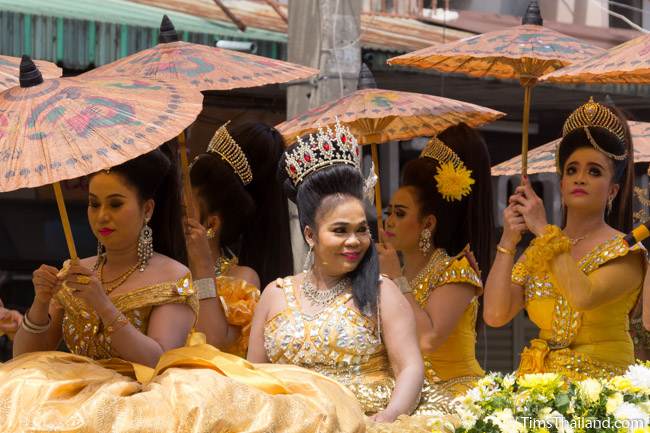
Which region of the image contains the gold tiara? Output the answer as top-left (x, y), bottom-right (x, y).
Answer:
top-left (207, 121), bottom-right (253, 185)
top-left (561, 97), bottom-right (627, 161)
top-left (420, 136), bottom-right (474, 202)
top-left (285, 119), bottom-right (361, 187)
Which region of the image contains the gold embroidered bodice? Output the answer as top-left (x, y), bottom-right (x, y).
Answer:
top-left (263, 277), bottom-right (393, 414)
top-left (411, 249), bottom-right (484, 396)
top-left (55, 274), bottom-right (199, 359)
top-left (513, 236), bottom-right (645, 380)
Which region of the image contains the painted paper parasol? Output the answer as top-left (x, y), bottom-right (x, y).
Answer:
top-left (83, 15), bottom-right (318, 216)
top-left (276, 80), bottom-right (504, 222)
top-left (492, 120), bottom-right (650, 176)
top-left (0, 55), bottom-right (62, 91)
top-left (387, 0), bottom-right (605, 176)
top-left (541, 33), bottom-right (650, 84)
top-left (0, 56), bottom-right (203, 259)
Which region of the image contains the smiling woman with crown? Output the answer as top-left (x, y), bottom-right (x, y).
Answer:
top-left (483, 97), bottom-right (647, 381)
top-left (247, 120), bottom-right (436, 426)
top-left (183, 121), bottom-right (294, 356)
top-left (377, 123), bottom-right (494, 399)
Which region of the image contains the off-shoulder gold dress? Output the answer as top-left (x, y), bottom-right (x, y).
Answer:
top-left (411, 249), bottom-right (485, 397)
top-left (513, 234), bottom-right (646, 380)
top-left (264, 277), bottom-right (454, 418)
top-left (0, 274), bottom-right (367, 433)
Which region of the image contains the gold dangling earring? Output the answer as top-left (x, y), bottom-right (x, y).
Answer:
top-left (303, 245), bottom-right (314, 273)
top-left (607, 196), bottom-right (614, 216)
top-left (419, 228), bottom-right (431, 254)
top-left (137, 218), bottom-right (154, 272)
top-left (206, 227), bottom-right (215, 240)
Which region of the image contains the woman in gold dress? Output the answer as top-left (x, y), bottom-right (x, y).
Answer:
top-left (0, 146), bottom-right (370, 433)
top-left (377, 123), bottom-right (493, 396)
top-left (248, 121), bottom-right (429, 423)
top-left (484, 98), bottom-right (645, 381)
top-left (185, 122), bottom-right (292, 355)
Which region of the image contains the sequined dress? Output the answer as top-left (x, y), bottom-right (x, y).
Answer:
top-left (0, 274), bottom-right (371, 433)
top-left (411, 249), bottom-right (485, 396)
top-left (513, 236), bottom-right (645, 380)
top-left (264, 277), bottom-right (454, 417)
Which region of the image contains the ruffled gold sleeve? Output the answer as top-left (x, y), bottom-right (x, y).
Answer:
top-left (436, 256), bottom-right (482, 295)
top-left (216, 276), bottom-right (260, 357)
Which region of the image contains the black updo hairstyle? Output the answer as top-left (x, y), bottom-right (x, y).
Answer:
top-left (557, 105), bottom-right (634, 233)
top-left (401, 123), bottom-right (495, 279)
top-left (90, 143), bottom-right (187, 263)
top-left (279, 151), bottom-right (379, 316)
top-left (190, 123), bottom-right (294, 287)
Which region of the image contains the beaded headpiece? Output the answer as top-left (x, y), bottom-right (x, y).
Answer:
top-left (285, 119), bottom-right (362, 187)
top-left (559, 97), bottom-right (627, 164)
top-left (420, 136), bottom-right (474, 202)
top-left (206, 121), bottom-right (253, 185)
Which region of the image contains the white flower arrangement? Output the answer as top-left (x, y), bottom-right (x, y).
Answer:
top-left (452, 362), bottom-right (650, 433)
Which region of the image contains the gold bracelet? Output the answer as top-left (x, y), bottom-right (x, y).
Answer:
top-left (104, 312), bottom-right (129, 335)
top-left (496, 245), bottom-right (515, 256)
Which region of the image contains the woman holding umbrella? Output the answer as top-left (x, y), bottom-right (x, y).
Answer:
top-left (184, 121), bottom-right (293, 356)
top-left (377, 123), bottom-right (494, 398)
top-left (484, 98), bottom-right (645, 380)
top-left (12, 146), bottom-right (196, 367)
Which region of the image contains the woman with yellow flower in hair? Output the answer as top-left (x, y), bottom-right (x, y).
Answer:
top-left (378, 123), bottom-right (494, 399)
top-left (484, 98), bottom-right (646, 381)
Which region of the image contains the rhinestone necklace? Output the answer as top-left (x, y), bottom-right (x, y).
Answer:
top-left (408, 248), bottom-right (449, 291)
top-left (301, 271), bottom-right (350, 307)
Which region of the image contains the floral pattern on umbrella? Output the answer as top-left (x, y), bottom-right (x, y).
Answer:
top-left (83, 41), bottom-right (318, 91)
top-left (277, 88), bottom-right (505, 146)
top-left (0, 55), bottom-right (62, 91)
top-left (387, 25), bottom-right (605, 79)
top-left (492, 121), bottom-right (650, 176)
top-left (0, 77), bottom-right (203, 192)
top-left (541, 33), bottom-right (650, 84)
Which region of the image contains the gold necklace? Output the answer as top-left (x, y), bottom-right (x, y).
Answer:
top-left (214, 249), bottom-right (238, 277)
top-left (99, 259), bottom-right (139, 294)
top-left (563, 232), bottom-right (588, 246)
top-left (301, 271), bottom-right (350, 307)
top-left (408, 248), bottom-right (451, 305)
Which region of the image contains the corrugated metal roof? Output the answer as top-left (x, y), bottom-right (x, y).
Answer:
top-left (0, 0), bottom-right (286, 41)
top-left (0, 0), bottom-right (287, 69)
top-left (130, 0), bottom-right (474, 52)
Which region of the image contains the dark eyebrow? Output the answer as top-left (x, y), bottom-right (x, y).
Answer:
top-left (588, 162), bottom-right (606, 170)
top-left (88, 193), bottom-right (126, 199)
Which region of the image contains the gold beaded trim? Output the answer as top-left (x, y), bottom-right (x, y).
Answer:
top-left (207, 121), bottom-right (253, 185)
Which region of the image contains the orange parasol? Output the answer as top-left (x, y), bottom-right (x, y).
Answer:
top-left (0, 55), bottom-right (62, 92)
top-left (83, 15), bottom-right (318, 216)
top-left (492, 120), bottom-right (650, 176)
top-left (387, 0), bottom-right (605, 176)
top-left (541, 33), bottom-right (650, 84)
top-left (0, 56), bottom-right (203, 259)
top-left (276, 86), bottom-right (504, 222)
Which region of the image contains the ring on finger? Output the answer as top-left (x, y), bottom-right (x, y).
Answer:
top-left (75, 275), bottom-right (92, 285)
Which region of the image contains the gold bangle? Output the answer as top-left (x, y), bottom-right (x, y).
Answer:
top-left (496, 245), bottom-right (515, 256)
top-left (104, 312), bottom-right (129, 335)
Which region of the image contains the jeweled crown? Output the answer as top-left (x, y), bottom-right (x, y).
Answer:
top-left (562, 97), bottom-right (626, 143)
top-left (206, 121), bottom-right (253, 185)
top-left (285, 120), bottom-right (361, 187)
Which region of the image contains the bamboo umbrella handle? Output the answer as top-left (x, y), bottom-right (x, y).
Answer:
top-left (521, 84), bottom-right (533, 178)
top-left (178, 131), bottom-right (196, 220)
top-left (370, 143), bottom-right (383, 229)
top-left (52, 182), bottom-right (78, 260)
